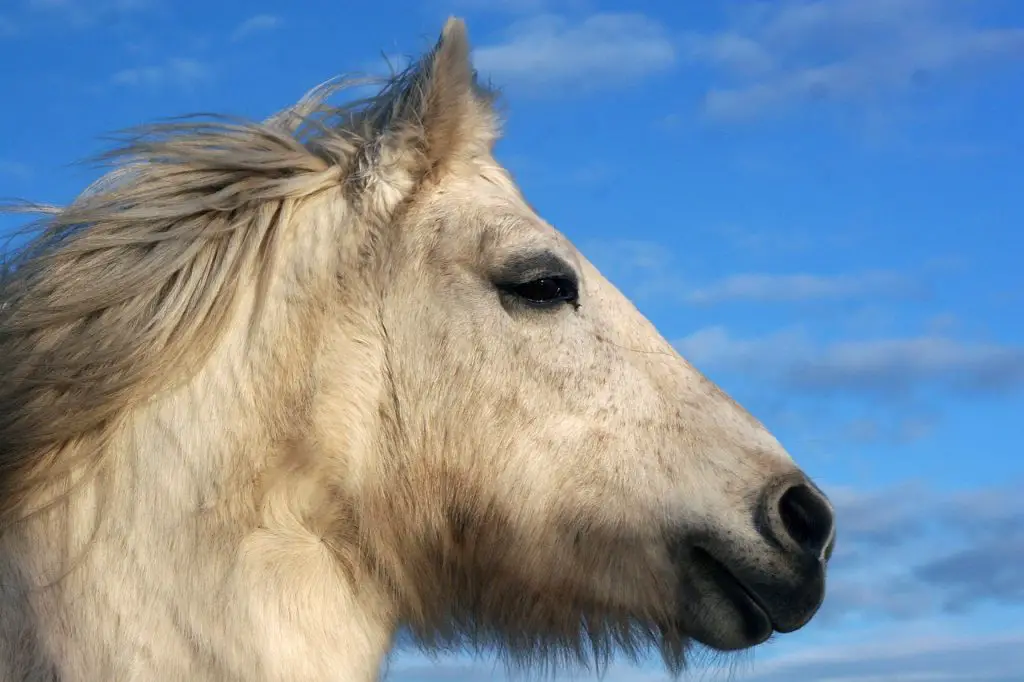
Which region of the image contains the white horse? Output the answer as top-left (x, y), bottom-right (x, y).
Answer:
top-left (0, 18), bottom-right (835, 682)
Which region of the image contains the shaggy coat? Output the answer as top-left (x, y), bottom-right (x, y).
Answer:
top-left (0, 18), bottom-right (834, 682)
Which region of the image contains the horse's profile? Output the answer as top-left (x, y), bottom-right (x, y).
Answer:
top-left (0, 18), bottom-right (835, 682)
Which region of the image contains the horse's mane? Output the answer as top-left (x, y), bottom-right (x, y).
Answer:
top-left (0, 49), bottom-right (495, 525)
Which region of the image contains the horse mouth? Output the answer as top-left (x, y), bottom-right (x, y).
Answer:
top-left (690, 546), bottom-right (775, 648)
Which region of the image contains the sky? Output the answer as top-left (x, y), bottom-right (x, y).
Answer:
top-left (1, 0), bottom-right (1023, 680)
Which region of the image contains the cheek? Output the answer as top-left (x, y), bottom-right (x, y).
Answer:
top-left (393, 304), bottom-right (670, 498)
top-left (545, 325), bottom-right (666, 424)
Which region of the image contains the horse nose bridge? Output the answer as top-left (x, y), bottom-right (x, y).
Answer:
top-left (681, 381), bottom-right (796, 470)
top-left (653, 346), bottom-right (797, 478)
top-left (671, 361), bottom-right (767, 427)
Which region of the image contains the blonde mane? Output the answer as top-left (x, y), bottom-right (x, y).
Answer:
top-left (0, 55), bottom-right (496, 525)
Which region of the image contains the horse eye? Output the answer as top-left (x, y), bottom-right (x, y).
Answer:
top-left (506, 277), bottom-right (579, 307)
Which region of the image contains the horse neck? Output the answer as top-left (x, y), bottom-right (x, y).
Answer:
top-left (0, 209), bottom-right (399, 681)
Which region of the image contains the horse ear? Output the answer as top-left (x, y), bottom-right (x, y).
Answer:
top-left (358, 17), bottom-right (498, 216)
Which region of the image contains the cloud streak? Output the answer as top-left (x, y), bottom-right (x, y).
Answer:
top-left (790, 336), bottom-right (1024, 394)
top-left (586, 239), bottom-right (915, 307)
top-left (111, 57), bottom-right (212, 91)
top-left (674, 326), bottom-right (1024, 396)
top-left (812, 479), bottom-right (1024, 629)
top-left (230, 14), bottom-right (280, 42)
top-left (684, 271), bottom-right (920, 304)
top-left (473, 13), bottom-right (676, 94)
top-left (682, 0), bottom-right (1024, 120)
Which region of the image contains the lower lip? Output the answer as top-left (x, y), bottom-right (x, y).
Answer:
top-left (691, 547), bottom-right (775, 639)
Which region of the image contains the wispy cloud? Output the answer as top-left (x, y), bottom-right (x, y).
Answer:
top-left (684, 271), bottom-right (920, 304)
top-left (843, 414), bottom-right (937, 445)
top-left (230, 13), bottom-right (280, 42)
top-left (790, 336), bottom-right (1024, 394)
top-left (682, 0), bottom-right (1024, 121)
top-left (702, 223), bottom-right (855, 254)
top-left (473, 13), bottom-right (676, 94)
top-left (817, 480), bottom-right (1024, 624)
top-left (584, 238), bottom-right (920, 307)
top-left (111, 57), bottom-right (212, 91)
top-left (675, 326), bottom-right (1024, 396)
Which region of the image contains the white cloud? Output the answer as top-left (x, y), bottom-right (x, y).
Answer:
top-left (682, 0), bottom-right (1024, 120)
top-left (843, 414), bottom-right (937, 445)
top-left (685, 31), bottom-right (776, 77)
top-left (674, 326), bottom-right (1024, 395)
top-left (585, 239), bottom-right (671, 273)
top-left (580, 238), bottom-right (678, 295)
top-left (684, 271), bottom-right (918, 304)
top-left (585, 239), bottom-right (911, 307)
top-left (111, 57), bottom-right (212, 91)
top-left (794, 336), bottom-right (1024, 393)
top-left (704, 222), bottom-right (862, 254)
top-left (819, 479), bottom-right (1024, 624)
top-left (473, 13), bottom-right (676, 94)
top-left (675, 325), bottom-right (810, 373)
top-left (230, 14), bottom-right (280, 42)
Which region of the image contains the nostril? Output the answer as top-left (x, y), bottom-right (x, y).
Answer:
top-left (777, 483), bottom-right (834, 558)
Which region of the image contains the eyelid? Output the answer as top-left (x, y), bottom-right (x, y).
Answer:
top-left (492, 253), bottom-right (580, 288)
top-left (508, 270), bottom-right (577, 286)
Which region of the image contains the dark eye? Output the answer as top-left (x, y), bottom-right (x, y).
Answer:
top-left (505, 276), bottom-right (579, 308)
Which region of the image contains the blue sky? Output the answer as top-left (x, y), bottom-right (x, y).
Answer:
top-left (2, 0), bottom-right (1023, 680)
